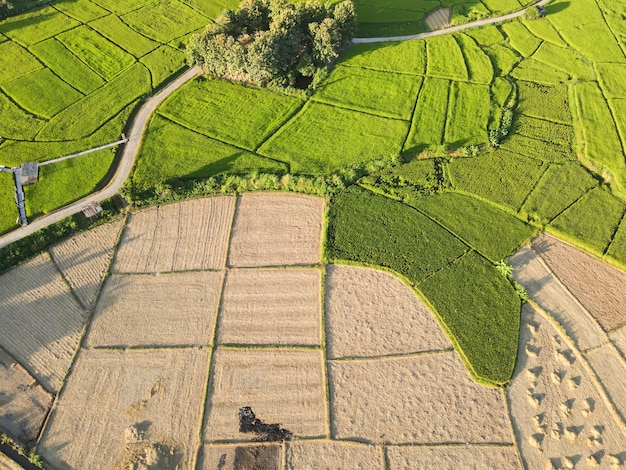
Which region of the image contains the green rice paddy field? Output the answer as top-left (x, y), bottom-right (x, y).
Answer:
top-left (2, 0), bottom-right (626, 385)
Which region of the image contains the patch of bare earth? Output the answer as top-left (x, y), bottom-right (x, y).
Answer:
top-left (0, 347), bottom-right (52, 447)
top-left (0, 452), bottom-right (22, 470)
top-left (325, 264), bottom-right (451, 358)
top-left (610, 325), bottom-right (626, 359)
top-left (38, 348), bottom-right (210, 470)
top-left (0, 253), bottom-right (86, 392)
top-left (507, 303), bottom-right (626, 469)
top-left (286, 440), bottom-right (382, 468)
top-left (533, 233), bottom-right (626, 331)
top-left (199, 443), bottom-right (282, 469)
top-left (584, 344), bottom-right (626, 426)
top-left (48, 217), bottom-right (124, 310)
top-left (113, 196), bottom-right (234, 273)
top-left (386, 445), bottom-right (520, 469)
top-left (86, 271), bottom-right (224, 347)
top-left (227, 193), bottom-right (323, 267)
top-left (203, 348), bottom-right (326, 441)
top-left (218, 268), bottom-right (321, 346)
top-left (329, 352), bottom-right (512, 444)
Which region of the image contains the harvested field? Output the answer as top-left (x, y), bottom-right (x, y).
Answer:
top-left (532, 233), bottom-right (626, 331)
top-left (510, 246), bottom-right (606, 351)
top-left (49, 217), bottom-right (124, 310)
top-left (329, 352), bottom-right (512, 444)
top-left (386, 445), bottom-right (521, 469)
top-left (86, 271), bottom-right (224, 347)
top-left (324, 264), bottom-right (451, 358)
top-left (286, 440), bottom-right (381, 468)
top-left (584, 344), bottom-right (626, 425)
top-left (38, 348), bottom-right (210, 470)
top-left (0, 253), bottom-right (87, 392)
top-left (203, 348), bottom-right (326, 441)
top-left (199, 443), bottom-right (282, 469)
top-left (507, 303), bottom-right (626, 469)
top-left (0, 347), bottom-right (52, 447)
top-left (218, 268), bottom-right (321, 346)
top-left (113, 196), bottom-right (235, 273)
top-left (228, 193), bottom-right (323, 267)
top-left (610, 326), bottom-right (626, 360)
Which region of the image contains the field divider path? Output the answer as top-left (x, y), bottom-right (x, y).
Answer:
top-left (0, 66), bottom-right (202, 249)
top-left (352, 0), bottom-right (552, 44)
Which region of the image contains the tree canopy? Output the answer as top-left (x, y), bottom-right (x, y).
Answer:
top-left (186, 0), bottom-right (356, 88)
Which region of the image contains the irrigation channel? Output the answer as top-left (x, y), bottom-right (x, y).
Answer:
top-left (0, 0), bottom-right (550, 249)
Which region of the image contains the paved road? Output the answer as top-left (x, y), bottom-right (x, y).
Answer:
top-left (0, 66), bottom-right (201, 249)
top-left (353, 0), bottom-right (551, 43)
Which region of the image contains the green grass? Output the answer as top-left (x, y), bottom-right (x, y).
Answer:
top-left (0, 90), bottom-right (46, 140)
top-left (607, 218), bottom-right (626, 267)
top-left (404, 77), bottom-right (449, 152)
top-left (544, 0), bottom-right (603, 28)
top-left (24, 148), bottom-right (116, 216)
top-left (139, 45), bottom-right (186, 88)
top-left (0, 41), bottom-right (43, 83)
top-left (37, 62), bottom-right (150, 140)
top-left (456, 33), bottom-right (493, 84)
top-left (520, 163), bottom-right (598, 224)
top-left (326, 185), bottom-right (469, 283)
top-left (492, 76), bottom-right (512, 106)
top-left (178, 0), bottom-right (239, 18)
top-left (426, 35), bottom-right (468, 81)
top-left (418, 250), bottom-right (520, 385)
top-left (558, 23), bottom-right (624, 62)
top-left (501, 134), bottom-right (573, 162)
top-left (122, 0), bottom-right (208, 43)
top-left (501, 22), bottom-right (541, 57)
top-left (483, 44), bottom-right (520, 76)
top-left (574, 81), bottom-right (626, 195)
top-left (54, 0), bottom-right (108, 22)
top-left (522, 18), bottom-right (566, 46)
top-left (339, 40), bottom-right (426, 75)
top-left (412, 191), bottom-right (535, 262)
top-left (2, 68), bottom-right (83, 118)
top-left (0, 6), bottom-right (78, 46)
top-left (133, 115), bottom-right (288, 189)
top-left (159, 77), bottom-right (303, 151)
top-left (516, 81), bottom-right (571, 124)
top-left (610, 99), bottom-right (626, 155)
top-left (531, 42), bottom-right (593, 80)
top-left (0, 172), bottom-right (17, 235)
top-left (312, 66), bottom-right (421, 120)
top-left (57, 25), bottom-right (134, 80)
top-left (466, 25), bottom-right (505, 45)
top-left (89, 14), bottom-right (160, 57)
top-left (510, 58), bottom-right (569, 85)
top-left (596, 63), bottom-right (626, 99)
top-left (550, 186), bottom-right (626, 254)
top-left (444, 81), bottom-right (490, 146)
top-left (29, 38), bottom-right (105, 94)
top-left (91, 0), bottom-right (156, 14)
top-left (449, 150), bottom-right (546, 211)
top-left (512, 115), bottom-right (573, 148)
top-left (480, 0), bottom-right (521, 14)
top-left (259, 102), bottom-right (409, 174)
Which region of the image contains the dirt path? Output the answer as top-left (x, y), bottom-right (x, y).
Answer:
top-left (0, 66), bottom-right (201, 250)
top-left (352, 0), bottom-right (551, 43)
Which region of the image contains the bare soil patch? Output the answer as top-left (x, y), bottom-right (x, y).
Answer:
top-left (49, 218), bottom-right (124, 310)
top-left (0, 452), bottom-right (22, 470)
top-left (533, 233), bottom-right (626, 331)
top-left (198, 443), bottom-right (282, 469)
top-left (113, 196), bottom-right (235, 273)
top-left (0, 347), bottom-right (52, 447)
top-left (585, 344), bottom-right (626, 426)
top-left (507, 303), bottom-right (626, 469)
top-left (38, 348), bottom-right (210, 470)
top-left (86, 271), bottom-right (224, 347)
top-left (218, 268), bottom-right (321, 346)
top-left (424, 6), bottom-right (452, 31)
top-left (203, 348), bottom-right (326, 441)
top-left (325, 264), bottom-right (451, 358)
top-left (0, 253), bottom-right (86, 392)
top-left (329, 352), bottom-right (512, 444)
top-left (286, 440), bottom-right (381, 468)
top-left (609, 325), bottom-right (626, 360)
top-left (386, 445), bottom-right (521, 469)
top-left (510, 246), bottom-right (606, 351)
top-left (227, 193), bottom-right (324, 267)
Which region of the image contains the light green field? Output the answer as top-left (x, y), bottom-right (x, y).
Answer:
top-left (0, 172), bottom-right (17, 235)
top-left (483, 44), bottom-right (519, 76)
top-left (510, 58), bottom-right (570, 85)
top-left (0, 90), bottom-right (46, 140)
top-left (312, 66), bottom-right (421, 120)
top-left (426, 35), bottom-right (468, 81)
top-left (404, 77), bottom-right (449, 151)
top-left (339, 40), bottom-right (426, 75)
top-left (522, 18), bottom-right (566, 46)
top-left (139, 45), bottom-right (187, 88)
top-left (0, 6), bottom-right (78, 45)
top-left (596, 63), bottom-right (626, 99)
top-left (259, 102), bottom-right (409, 174)
top-left (53, 0), bottom-right (109, 22)
top-left (0, 41), bottom-right (42, 83)
top-left (89, 14), bottom-right (160, 57)
top-left (501, 22), bottom-right (540, 57)
top-left (91, 0), bottom-right (156, 14)
top-left (516, 81), bottom-right (571, 124)
top-left (444, 81), bottom-right (490, 146)
top-left (607, 219), bottom-right (626, 267)
top-left (456, 33), bottom-right (493, 84)
top-left (531, 42), bottom-right (593, 80)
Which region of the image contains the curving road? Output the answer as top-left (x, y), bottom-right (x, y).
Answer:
top-left (0, 66), bottom-right (201, 249)
top-left (0, 0), bottom-right (550, 249)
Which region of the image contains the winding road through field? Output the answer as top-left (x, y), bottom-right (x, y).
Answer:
top-left (0, 0), bottom-right (550, 249)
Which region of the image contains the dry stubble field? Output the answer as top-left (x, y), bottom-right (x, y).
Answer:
top-left (0, 193), bottom-right (625, 469)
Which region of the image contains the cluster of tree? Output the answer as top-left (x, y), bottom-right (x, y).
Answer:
top-left (186, 0), bottom-right (356, 88)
